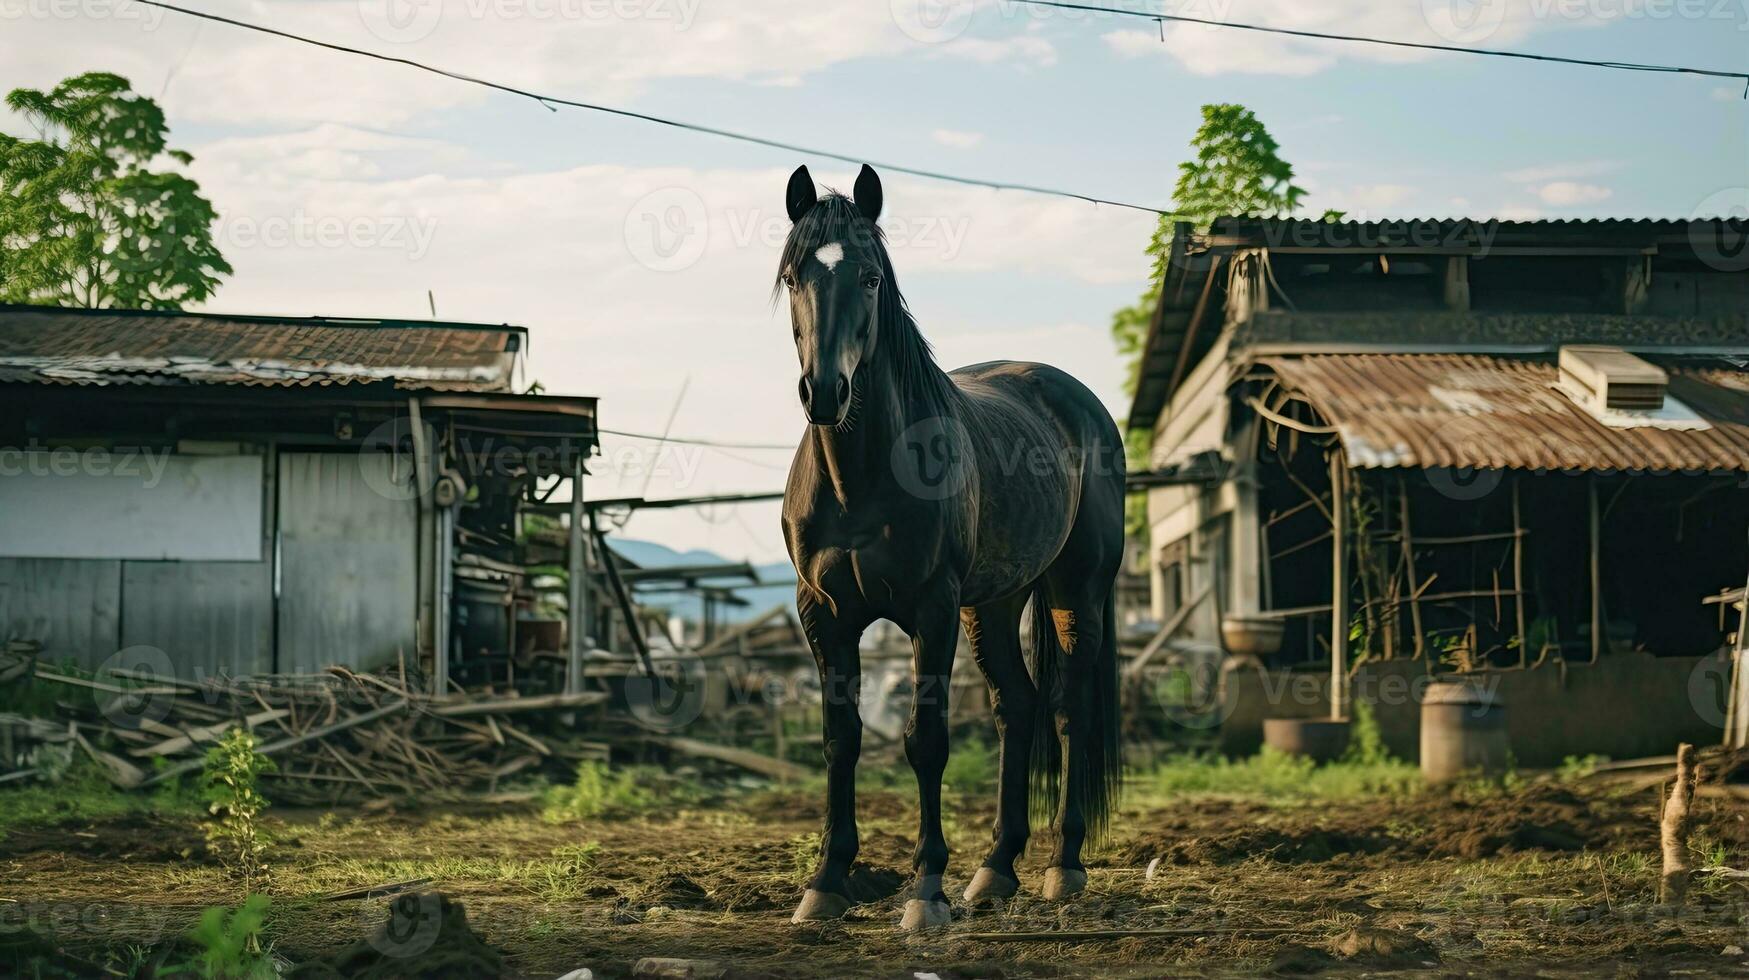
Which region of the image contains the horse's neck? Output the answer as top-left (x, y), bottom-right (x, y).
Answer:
top-left (813, 354), bottom-right (945, 511)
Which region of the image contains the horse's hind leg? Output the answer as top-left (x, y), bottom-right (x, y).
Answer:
top-left (961, 593), bottom-right (1035, 904)
top-left (1041, 542), bottom-right (1121, 900)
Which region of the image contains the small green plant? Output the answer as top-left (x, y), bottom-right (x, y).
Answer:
top-left (1558, 754), bottom-right (1607, 780)
top-left (542, 760), bottom-right (654, 821)
top-left (1341, 699), bottom-right (1391, 767)
top-left (201, 729), bottom-right (274, 892)
top-left (941, 736), bottom-right (997, 795)
top-left (166, 895), bottom-right (273, 979)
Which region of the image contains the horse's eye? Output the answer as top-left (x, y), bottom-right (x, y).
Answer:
top-left (862, 274), bottom-right (881, 290)
top-left (781, 272), bottom-right (796, 289)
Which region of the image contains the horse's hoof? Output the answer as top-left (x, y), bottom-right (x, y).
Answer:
top-left (898, 898), bottom-right (952, 932)
top-left (962, 867), bottom-right (1020, 904)
top-left (791, 888), bottom-right (853, 923)
top-left (1041, 867), bottom-right (1087, 900)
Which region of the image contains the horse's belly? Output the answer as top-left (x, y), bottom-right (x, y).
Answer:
top-left (960, 502), bottom-right (1068, 605)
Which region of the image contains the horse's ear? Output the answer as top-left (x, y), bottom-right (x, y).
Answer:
top-left (853, 165), bottom-right (882, 223)
top-left (786, 165), bottom-right (817, 223)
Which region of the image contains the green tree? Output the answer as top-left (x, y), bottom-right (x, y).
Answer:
top-left (1115, 105), bottom-right (1317, 539)
top-left (0, 72), bottom-right (230, 309)
top-left (1113, 104), bottom-right (1307, 397)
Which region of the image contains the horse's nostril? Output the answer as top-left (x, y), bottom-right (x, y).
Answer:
top-left (798, 376), bottom-right (812, 406)
top-left (835, 375), bottom-right (850, 405)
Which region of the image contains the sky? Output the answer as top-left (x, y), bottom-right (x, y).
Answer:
top-left (3, 0), bottom-right (1745, 564)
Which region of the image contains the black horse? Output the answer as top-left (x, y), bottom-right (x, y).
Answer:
top-left (778, 165), bottom-right (1125, 931)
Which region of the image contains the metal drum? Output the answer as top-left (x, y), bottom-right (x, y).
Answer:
top-left (1262, 717), bottom-right (1352, 763)
top-left (1420, 681), bottom-right (1508, 783)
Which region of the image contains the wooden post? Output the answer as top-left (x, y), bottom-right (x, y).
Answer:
top-left (1589, 476), bottom-right (1603, 662)
top-left (1659, 743), bottom-right (1697, 905)
top-left (1732, 549), bottom-right (1749, 749)
top-left (1512, 476), bottom-right (1528, 668)
top-left (566, 457), bottom-right (590, 696)
top-left (1397, 475), bottom-right (1424, 660)
top-left (1330, 453), bottom-right (1348, 722)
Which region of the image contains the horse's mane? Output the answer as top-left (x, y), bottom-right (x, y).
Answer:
top-left (775, 194), bottom-right (956, 419)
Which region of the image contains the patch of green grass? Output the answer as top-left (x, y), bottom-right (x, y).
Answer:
top-left (1134, 746), bottom-right (1421, 804)
top-left (540, 761), bottom-right (657, 822)
top-left (0, 758), bottom-right (198, 837)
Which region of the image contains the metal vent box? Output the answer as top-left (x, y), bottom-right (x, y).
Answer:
top-left (1559, 345), bottom-right (1668, 412)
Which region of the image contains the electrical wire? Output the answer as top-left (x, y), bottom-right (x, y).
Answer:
top-left (1011, 0), bottom-right (1748, 83)
top-left (596, 428), bottom-right (794, 451)
top-left (130, 0), bottom-right (1175, 215)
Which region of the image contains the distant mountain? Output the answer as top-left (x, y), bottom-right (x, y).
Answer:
top-left (608, 538), bottom-right (795, 624)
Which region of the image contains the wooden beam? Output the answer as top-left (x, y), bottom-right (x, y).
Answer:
top-left (1590, 476), bottom-right (1603, 662)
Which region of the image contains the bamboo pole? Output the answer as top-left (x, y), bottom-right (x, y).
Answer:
top-left (1330, 453), bottom-right (1348, 722)
top-left (1396, 474), bottom-right (1425, 660)
top-left (1512, 476), bottom-right (1529, 668)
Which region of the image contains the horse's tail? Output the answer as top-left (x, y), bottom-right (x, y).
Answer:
top-left (1025, 584), bottom-right (1122, 842)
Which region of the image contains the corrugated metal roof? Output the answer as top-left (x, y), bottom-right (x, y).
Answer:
top-left (0, 305), bottom-right (521, 392)
top-left (1255, 353), bottom-right (1749, 472)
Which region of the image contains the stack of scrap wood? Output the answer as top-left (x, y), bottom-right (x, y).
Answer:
top-left (4, 660), bottom-right (608, 804)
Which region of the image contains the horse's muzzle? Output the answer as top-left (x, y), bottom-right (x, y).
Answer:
top-left (800, 372), bottom-right (851, 426)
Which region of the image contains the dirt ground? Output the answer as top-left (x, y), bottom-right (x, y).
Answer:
top-left (5, 774), bottom-right (1749, 978)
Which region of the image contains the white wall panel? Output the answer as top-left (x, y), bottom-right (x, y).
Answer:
top-left (0, 453), bottom-right (262, 561)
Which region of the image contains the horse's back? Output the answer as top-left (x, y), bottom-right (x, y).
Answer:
top-left (948, 359), bottom-right (1122, 452)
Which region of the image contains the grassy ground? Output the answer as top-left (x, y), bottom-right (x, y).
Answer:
top-left (4, 748), bottom-right (1748, 978)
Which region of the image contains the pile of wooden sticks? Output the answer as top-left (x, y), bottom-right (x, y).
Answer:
top-left (5, 656), bottom-right (608, 804)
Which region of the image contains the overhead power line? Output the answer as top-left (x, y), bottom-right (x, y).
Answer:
top-left (1011, 0), bottom-right (1748, 83)
top-left (598, 428), bottom-right (794, 451)
top-left (130, 0), bottom-right (1173, 215)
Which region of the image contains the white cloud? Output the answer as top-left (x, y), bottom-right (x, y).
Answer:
top-left (0, 0), bottom-right (1054, 130)
top-left (1535, 181), bottom-right (1613, 206)
top-left (931, 128), bottom-right (984, 149)
top-left (938, 34), bottom-right (1056, 67)
top-left (1334, 183), bottom-right (1417, 215)
top-left (1503, 160), bottom-right (1620, 183)
top-left (1101, 0), bottom-right (1619, 76)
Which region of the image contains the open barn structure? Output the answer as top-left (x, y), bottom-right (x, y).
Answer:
top-left (1128, 218), bottom-right (1749, 762)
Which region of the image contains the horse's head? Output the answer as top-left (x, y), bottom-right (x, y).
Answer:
top-left (777, 164), bottom-right (888, 427)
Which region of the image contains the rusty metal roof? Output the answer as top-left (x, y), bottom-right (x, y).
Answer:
top-left (0, 305), bottom-right (523, 392)
top-left (1254, 353), bottom-right (1749, 472)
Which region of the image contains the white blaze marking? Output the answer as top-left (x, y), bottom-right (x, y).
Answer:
top-left (814, 241), bottom-right (844, 272)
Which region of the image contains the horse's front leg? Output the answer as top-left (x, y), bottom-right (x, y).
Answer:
top-left (899, 588), bottom-right (961, 931)
top-left (792, 589), bottom-right (866, 924)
